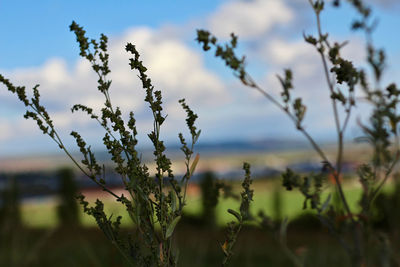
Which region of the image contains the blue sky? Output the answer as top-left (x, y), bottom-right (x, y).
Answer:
top-left (0, 1), bottom-right (222, 69)
top-left (1, 0), bottom-right (400, 156)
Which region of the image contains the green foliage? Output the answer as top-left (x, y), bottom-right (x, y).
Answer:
top-left (282, 169), bottom-right (326, 211)
top-left (221, 162), bottom-right (253, 266)
top-left (1, 21), bottom-right (201, 266)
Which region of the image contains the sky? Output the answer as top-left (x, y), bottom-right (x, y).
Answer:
top-left (1, 0), bottom-right (400, 157)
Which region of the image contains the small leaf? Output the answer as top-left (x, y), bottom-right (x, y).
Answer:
top-left (194, 130), bottom-right (201, 143)
top-left (303, 32), bottom-right (317, 45)
top-left (227, 209), bottom-right (242, 222)
top-left (189, 153), bottom-right (200, 176)
top-left (166, 216), bottom-right (181, 239)
top-left (170, 191), bottom-right (177, 213)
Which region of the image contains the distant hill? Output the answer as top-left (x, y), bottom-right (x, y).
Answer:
top-left (88, 138), bottom-right (311, 163)
top-left (193, 138), bottom-right (309, 154)
top-left (0, 138), bottom-right (310, 172)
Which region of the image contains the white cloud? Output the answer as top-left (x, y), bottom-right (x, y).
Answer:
top-left (114, 27), bottom-right (227, 107)
top-left (246, 33), bottom-right (370, 141)
top-left (208, 0), bottom-right (294, 40)
top-left (263, 39), bottom-right (319, 75)
top-left (1, 25), bottom-right (229, 153)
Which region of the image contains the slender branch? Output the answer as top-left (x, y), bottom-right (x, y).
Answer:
top-left (341, 108), bottom-right (352, 133)
top-left (53, 127), bottom-right (121, 200)
top-left (30, 102), bottom-right (124, 201)
top-left (311, 3), bottom-right (356, 221)
top-left (247, 72), bottom-right (356, 221)
top-left (182, 142), bottom-right (195, 205)
top-left (316, 14), bottom-right (341, 135)
top-left (253, 72), bottom-right (355, 230)
top-left (222, 224), bottom-right (242, 266)
top-left (249, 75), bottom-right (356, 218)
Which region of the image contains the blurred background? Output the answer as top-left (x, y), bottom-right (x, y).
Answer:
top-left (1, 0), bottom-right (400, 266)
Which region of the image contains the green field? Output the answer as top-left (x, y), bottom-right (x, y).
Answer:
top-left (21, 179), bottom-right (380, 228)
top-left (8, 179), bottom-right (398, 266)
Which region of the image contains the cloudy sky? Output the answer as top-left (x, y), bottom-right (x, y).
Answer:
top-left (1, 0), bottom-right (400, 157)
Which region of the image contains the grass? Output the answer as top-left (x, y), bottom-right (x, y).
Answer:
top-left (21, 178), bottom-right (387, 228)
top-left (10, 178), bottom-right (400, 266)
top-left (0, 224), bottom-right (356, 267)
